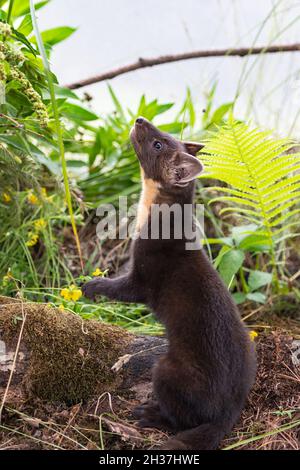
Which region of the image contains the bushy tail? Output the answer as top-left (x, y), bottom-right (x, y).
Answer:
top-left (160, 422), bottom-right (229, 450)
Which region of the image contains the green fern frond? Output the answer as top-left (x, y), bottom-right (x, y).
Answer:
top-left (200, 118), bottom-right (300, 289)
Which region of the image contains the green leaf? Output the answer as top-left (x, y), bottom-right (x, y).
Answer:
top-left (60, 103), bottom-right (98, 122)
top-left (218, 249), bottom-right (245, 287)
top-left (206, 237), bottom-right (234, 247)
top-left (42, 84), bottom-right (79, 101)
top-left (202, 81), bottom-right (217, 128)
top-left (246, 292), bottom-right (266, 304)
top-left (248, 271), bottom-right (273, 291)
top-left (11, 27), bottom-right (37, 55)
top-left (137, 96), bottom-right (173, 121)
top-left (238, 233), bottom-right (271, 252)
top-left (67, 159), bottom-right (87, 168)
top-left (0, 8), bottom-right (7, 20)
top-left (231, 224), bottom-right (258, 245)
top-left (177, 87), bottom-right (196, 128)
top-left (210, 102), bottom-right (233, 125)
top-left (34, 26), bottom-right (76, 46)
top-left (232, 292), bottom-right (246, 305)
top-left (18, 13), bottom-right (33, 35)
top-left (12, 0), bottom-right (49, 18)
top-left (213, 245), bottom-right (232, 269)
top-left (108, 84), bottom-right (126, 121)
top-left (158, 122), bottom-right (187, 134)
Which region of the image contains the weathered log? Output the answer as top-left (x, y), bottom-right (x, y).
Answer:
top-left (0, 296), bottom-right (167, 404)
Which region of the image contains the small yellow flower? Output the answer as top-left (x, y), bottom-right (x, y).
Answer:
top-left (3, 192), bottom-right (11, 203)
top-left (60, 288), bottom-right (71, 301)
top-left (249, 330), bottom-right (258, 342)
top-left (34, 218), bottom-right (47, 231)
top-left (69, 284), bottom-right (82, 301)
top-left (26, 232), bottom-right (39, 247)
top-left (71, 289), bottom-right (82, 301)
top-left (58, 304), bottom-right (65, 311)
top-left (27, 192), bottom-right (39, 205)
top-left (92, 268), bottom-right (103, 276)
top-left (60, 284), bottom-right (82, 302)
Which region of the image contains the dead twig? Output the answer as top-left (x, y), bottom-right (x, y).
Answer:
top-left (66, 43), bottom-right (300, 90)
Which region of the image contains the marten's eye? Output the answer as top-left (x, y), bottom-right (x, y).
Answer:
top-left (153, 141), bottom-right (162, 151)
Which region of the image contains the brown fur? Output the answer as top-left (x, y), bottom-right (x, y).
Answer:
top-left (82, 118), bottom-right (257, 450)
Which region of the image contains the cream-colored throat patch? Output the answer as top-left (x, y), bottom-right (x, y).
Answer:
top-left (136, 169), bottom-right (159, 233)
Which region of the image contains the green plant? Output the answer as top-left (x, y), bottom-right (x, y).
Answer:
top-left (211, 224), bottom-right (273, 303)
top-left (0, 186), bottom-right (78, 291)
top-left (0, 0), bottom-right (89, 291)
top-left (30, 0), bottom-right (83, 269)
top-left (200, 116), bottom-right (300, 292)
top-left (201, 82), bottom-right (234, 132)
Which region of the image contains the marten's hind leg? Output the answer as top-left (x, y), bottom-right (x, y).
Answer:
top-left (152, 356), bottom-right (208, 431)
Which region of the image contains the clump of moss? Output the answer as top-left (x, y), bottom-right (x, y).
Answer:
top-left (0, 296), bottom-right (131, 403)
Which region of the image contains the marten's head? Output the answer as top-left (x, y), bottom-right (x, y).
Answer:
top-left (130, 117), bottom-right (204, 189)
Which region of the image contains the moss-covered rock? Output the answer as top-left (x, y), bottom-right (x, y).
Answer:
top-left (0, 296), bottom-right (131, 403)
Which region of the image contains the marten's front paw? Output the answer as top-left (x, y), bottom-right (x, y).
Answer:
top-left (82, 278), bottom-right (103, 300)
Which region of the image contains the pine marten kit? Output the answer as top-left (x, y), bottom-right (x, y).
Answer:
top-left (82, 117), bottom-right (257, 450)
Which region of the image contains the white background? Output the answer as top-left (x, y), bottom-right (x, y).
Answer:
top-left (38, 0), bottom-right (300, 136)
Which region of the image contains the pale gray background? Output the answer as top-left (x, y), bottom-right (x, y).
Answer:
top-left (37, 0), bottom-right (300, 136)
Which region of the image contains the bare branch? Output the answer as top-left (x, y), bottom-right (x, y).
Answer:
top-left (65, 43), bottom-right (300, 90)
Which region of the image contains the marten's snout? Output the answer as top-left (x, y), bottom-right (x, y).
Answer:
top-left (132, 117), bottom-right (148, 143)
top-left (135, 117), bottom-right (144, 125)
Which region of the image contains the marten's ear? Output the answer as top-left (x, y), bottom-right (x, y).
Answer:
top-left (170, 152), bottom-right (203, 186)
top-left (183, 141), bottom-right (205, 156)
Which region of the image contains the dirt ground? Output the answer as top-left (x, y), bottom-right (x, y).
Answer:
top-left (0, 323), bottom-right (299, 451)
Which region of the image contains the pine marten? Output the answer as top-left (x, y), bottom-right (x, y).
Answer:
top-left (82, 117), bottom-right (257, 450)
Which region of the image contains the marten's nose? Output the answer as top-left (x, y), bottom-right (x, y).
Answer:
top-left (136, 117), bottom-right (144, 125)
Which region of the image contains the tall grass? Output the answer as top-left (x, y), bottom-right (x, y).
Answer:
top-left (29, 0), bottom-right (83, 271)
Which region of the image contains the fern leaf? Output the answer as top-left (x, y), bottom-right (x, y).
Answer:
top-left (200, 118), bottom-right (300, 287)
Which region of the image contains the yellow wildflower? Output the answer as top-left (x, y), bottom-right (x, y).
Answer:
top-left (40, 187), bottom-right (54, 202)
top-left (58, 304), bottom-right (65, 311)
top-left (3, 192), bottom-right (11, 203)
top-left (27, 192), bottom-right (39, 205)
top-left (60, 284), bottom-right (82, 302)
top-left (60, 288), bottom-right (71, 301)
top-left (26, 232), bottom-right (39, 247)
top-left (34, 218), bottom-right (47, 231)
top-left (70, 286), bottom-right (82, 301)
top-left (249, 330), bottom-right (258, 342)
top-left (72, 291), bottom-right (82, 301)
top-left (92, 268), bottom-right (103, 276)
top-left (3, 270), bottom-right (13, 285)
